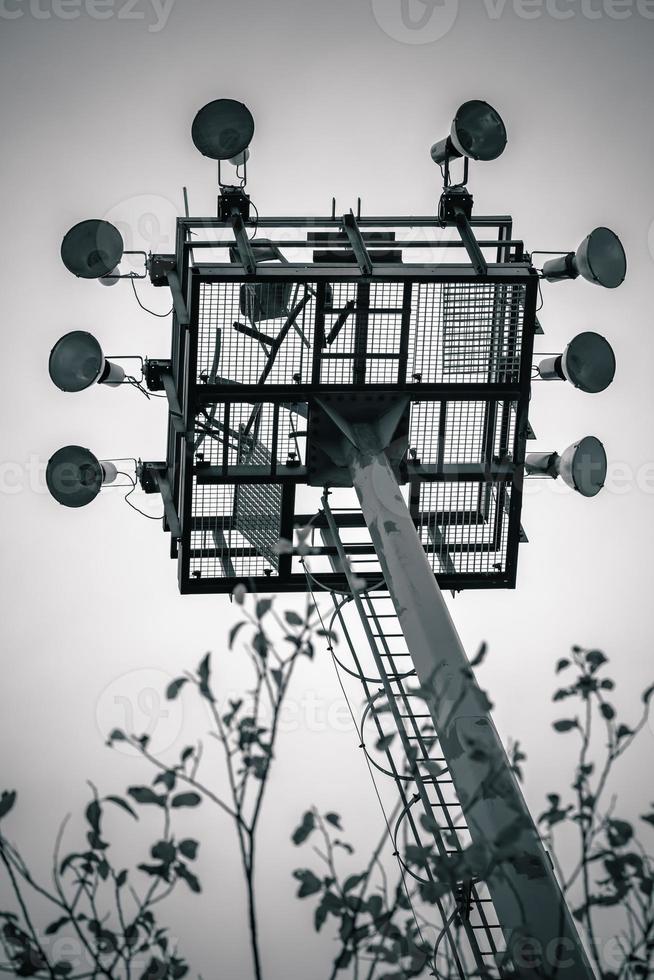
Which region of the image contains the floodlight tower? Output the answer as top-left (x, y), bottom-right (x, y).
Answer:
top-left (46, 96), bottom-right (629, 978)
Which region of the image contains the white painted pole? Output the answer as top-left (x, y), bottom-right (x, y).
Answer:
top-left (340, 421), bottom-right (595, 980)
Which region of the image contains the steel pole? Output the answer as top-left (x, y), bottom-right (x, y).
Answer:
top-left (340, 421), bottom-right (595, 980)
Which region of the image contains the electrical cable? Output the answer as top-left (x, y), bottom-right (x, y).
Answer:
top-left (124, 376), bottom-right (168, 400)
top-left (249, 199), bottom-right (259, 243)
top-left (130, 277), bottom-right (173, 318)
top-left (115, 472), bottom-right (164, 521)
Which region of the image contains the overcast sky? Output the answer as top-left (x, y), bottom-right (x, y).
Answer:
top-left (1, 1), bottom-right (653, 977)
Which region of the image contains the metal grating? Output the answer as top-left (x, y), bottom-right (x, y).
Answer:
top-left (189, 481), bottom-right (282, 580)
top-left (197, 281), bottom-right (316, 386)
top-left (418, 482), bottom-right (511, 577)
top-left (195, 280), bottom-right (526, 390)
top-left (409, 282), bottom-right (524, 384)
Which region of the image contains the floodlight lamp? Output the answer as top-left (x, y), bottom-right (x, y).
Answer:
top-left (542, 227), bottom-right (626, 288)
top-left (99, 267), bottom-right (121, 286)
top-left (191, 99), bottom-right (255, 161)
top-left (537, 332), bottom-right (616, 393)
top-left (46, 446), bottom-right (118, 508)
top-left (61, 220), bottom-right (124, 279)
top-left (431, 100), bottom-right (508, 166)
top-left (49, 331), bottom-right (125, 392)
top-left (228, 148), bottom-right (250, 166)
top-left (525, 436), bottom-right (607, 497)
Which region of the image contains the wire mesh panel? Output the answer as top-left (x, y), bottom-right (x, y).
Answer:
top-left (197, 281), bottom-right (316, 386)
top-left (417, 482), bottom-right (512, 578)
top-left (409, 282), bottom-right (525, 384)
top-left (189, 481), bottom-right (282, 580)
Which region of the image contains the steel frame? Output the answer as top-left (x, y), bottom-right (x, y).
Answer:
top-left (156, 213), bottom-right (537, 595)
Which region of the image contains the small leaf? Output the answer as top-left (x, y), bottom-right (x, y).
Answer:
top-left (104, 796), bottom-right (138, 820)
top-left (366, 894), bottom-right (383, 917)
top-left (0, 791), bottom-right (16, 821)
top-left (151, 840), bottom-right (176, 863)
top-left (293, 869), bottom-right (322, 898)
top-left (53, 963), bottom-right (73, 977)
top-left (256, 598), bottom-right (273, 619)
top-left (325, 812), bottom-right (342, 830)
top-left (292, 811), bottom-right (315, 845)
top-left (178, 839), bottom-right (199, 860)
top-left (45, 917), bottom-right (70, 936)
top-left (138, 863), bottom-right (170, 881)
top-left (585, 650), bottom-right (608, 673)
top-left (606, 819), bottom-right (633, 848)
top-left (197, 653), bottom-right (213, 701)
top-left (176, 863), bottom-right (201, 893)
top-left (253, 632), bottom-right (268, 658)
top-left (154, 770), bottom-right (176, 792)
top-left (314, 902), bottom-right (328, 932)
top-left (128, 787), bottom-right (166, 807)
top-left (166, 678), bottom-right (187, 700)
top-left (171, 792), bottom-right (202, 808)
top-left (600, 703), bottom-right (615, 721)
top-left (334, 949), bottom-right (352, 970)
top-left (107, 729), bottom-right (126, 742)
top-left (470, 642), bottom-right (488, 667)
top-left (142, 956), bottom-right (167, 979)
top-left (85, 800), bottom-right (101, 835)
top-left (284, 610), bottom-right (303, 627)
top-left (343, 873), bottom-right (366, 892)
top-left (555, 658), bottom-right (571, 673)
top-left (552, 719), bottom-right (577, 733)
top-left (228, 621), bottom-right (246, 650)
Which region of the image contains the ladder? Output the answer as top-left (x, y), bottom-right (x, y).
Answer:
top-left (328, 578), bottom-right (507, 978)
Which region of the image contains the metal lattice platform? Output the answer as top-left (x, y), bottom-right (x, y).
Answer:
top-left (159, 214), bottom-right (537, 594)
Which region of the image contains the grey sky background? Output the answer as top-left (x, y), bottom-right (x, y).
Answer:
top-left (1, 0), bottom-right (654, 976)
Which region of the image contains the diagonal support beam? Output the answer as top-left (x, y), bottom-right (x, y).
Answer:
top-left (231, 210), bottom-right (257, 275)
top-left (342, 211), bottom-right (373, 275)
